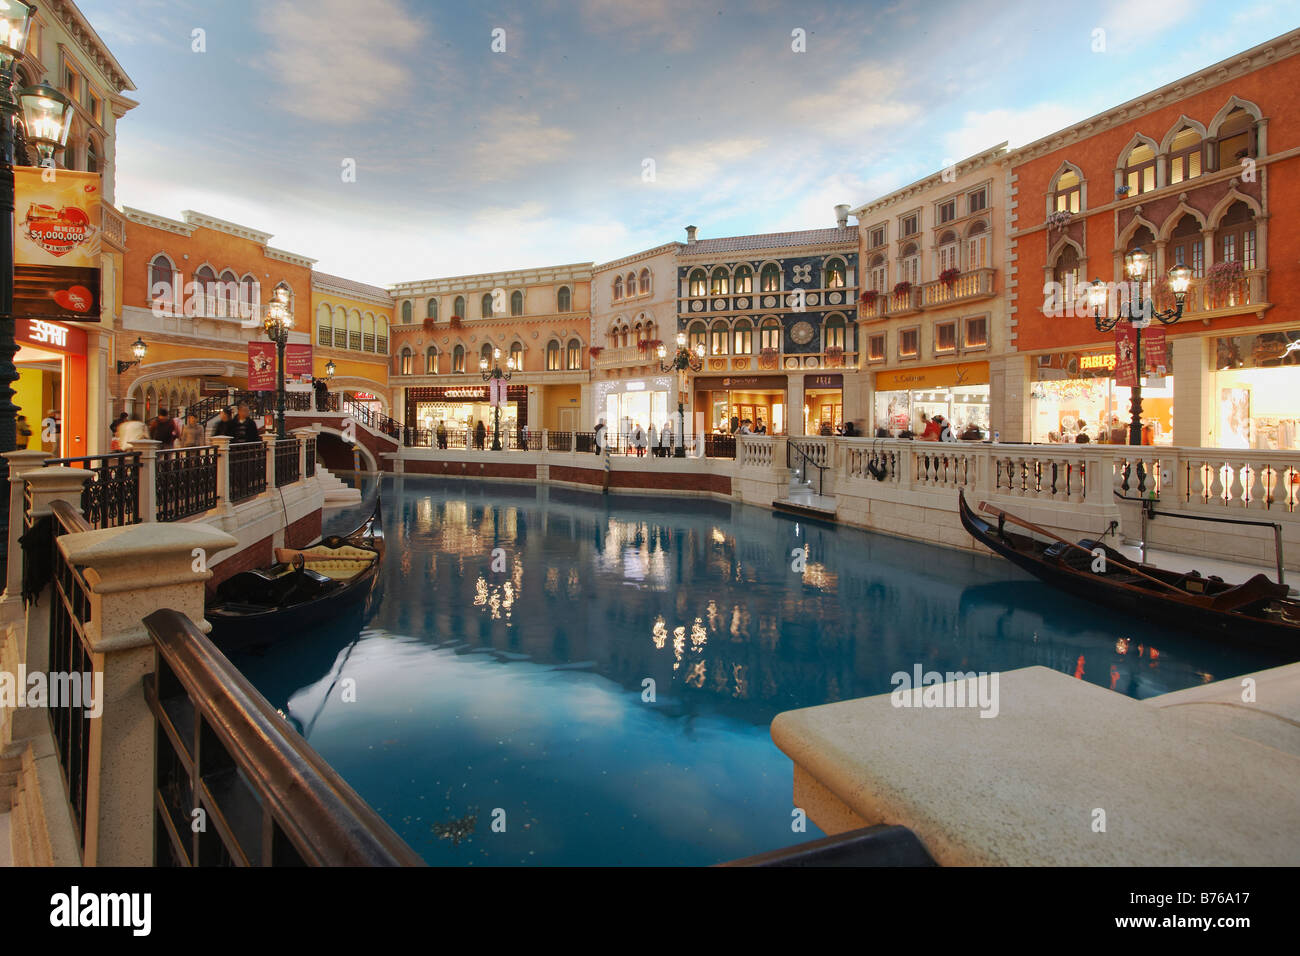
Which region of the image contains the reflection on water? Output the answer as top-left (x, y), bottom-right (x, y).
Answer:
top-left (231, 475), bottom-right (1284, 865)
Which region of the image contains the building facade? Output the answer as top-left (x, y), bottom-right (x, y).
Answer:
top-left (1008, 29), bottom-right (1300, 448)
top-left (310, 273), bottom-right (393, 414)
top-left (388, 265), bottom-right (593, 438)
top-left (676, 218), bottom-right (859, 437)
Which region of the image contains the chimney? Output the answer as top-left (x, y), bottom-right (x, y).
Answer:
top-left (685, 225), bottom-right (697, 244)
top-left (835, 204), bottom-right (850, 228)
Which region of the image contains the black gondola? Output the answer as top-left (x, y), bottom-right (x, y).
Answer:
top-left (206, 496), bottom-right (384, 648)
top-left (957, 489), bottom-right (1300, 656)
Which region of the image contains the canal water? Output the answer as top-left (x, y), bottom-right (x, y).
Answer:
top-left (229, 475), bottom-right (1282, 865)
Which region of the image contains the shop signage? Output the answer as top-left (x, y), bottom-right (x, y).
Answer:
top-left (1079, 353), bottom-right (1116, 371)
top-left (13, 168), bottom-right (102, 322)
top-left (875, 362), bottom-right (989, 391)
top-left (806, 374), bottom-right (843, 388)
top-left (16, 318), bottom-right (84, 354)
top-left (1114, 326), bottom-right (1138, 388)
top-left (285, 343), bottom-right (313, 388)
top-left (444, 387), bottom-right (487, 399)
top-left (694, 375), bottom-right (786, 389)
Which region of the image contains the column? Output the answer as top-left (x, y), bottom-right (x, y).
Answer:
top-left (788, 375), bottom-right (805, 437)
top-left (263, 431), bottom-right (278, 489)
top-left (208, 436), bottom-right (237, 531)
top-left (1171, 334), bottom-right (1212, 448)
top-left (132, 438), bottom-right (161, 523)
top-left (0, 449), bottom-right (59, 616)
top-left (292, 426), bottom-right (314, 483)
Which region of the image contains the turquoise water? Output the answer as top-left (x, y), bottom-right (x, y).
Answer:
top-left (229, 475), bottom-right (1282, 865)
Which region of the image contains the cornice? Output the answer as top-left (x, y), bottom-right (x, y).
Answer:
top-left (47, 0), bottom-right (136, 93)
top-left (181, 210), bottom-right (273, 245)
top-left (264, 246), bottom-right (317, 268)
top-left (391, 262), bottom-right (595, 295)
top-left (122, 207), bottom-right (194, 237)
top-left (852, 144), bottom-right (1009, 218)
top-left (594, 242), bottom-right (682, 272)
top-left (675, 240), bottom-right (858, 264)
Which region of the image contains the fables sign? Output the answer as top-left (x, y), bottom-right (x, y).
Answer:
top-left (13, 168), bottom-right (102, 322)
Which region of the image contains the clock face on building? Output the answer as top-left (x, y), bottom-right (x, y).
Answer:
top-left (790, 320), bottom-right (814, 345)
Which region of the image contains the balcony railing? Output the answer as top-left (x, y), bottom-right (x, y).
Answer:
top-left (229, 442), bottom-right (268, 503)
top-left (1155, 268), bottom-right (1268, 317)
top-left (919, 267), bottom-right (997, 308)
top-left (274, 439), bottom-right (300, 487)
top-left (44, 453), bottom-right (141, 529)
top-left (156, 446), bottom-right (219, 521)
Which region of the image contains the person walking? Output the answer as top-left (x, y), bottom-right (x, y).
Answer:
top-left (151, 408), bottom-right (176, 449)
top-left (661, 420), bottom-right (674, 457)
top-left (647, 422), bottom-right (658, 458)
top-left (631, 422), bottom-right (646, 458)
top-left (115, 415), bottom-right (149, 450)
top-left (179, 413), bottom-right (205, 447)
top-left (593, 418), bottom-right (606, 455)
top-left (228, 404), bottom-right (261, 444)
top-left (436, 419), bottom-right (448, 449)
top-left (474, 419), bottom-right (487, 450)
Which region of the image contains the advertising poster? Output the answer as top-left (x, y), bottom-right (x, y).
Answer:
top-left (1114, 325), bottom-right (1138, 388)
top-left (13, 168), bottom-right (102, 322)
top-left (1144, 326), bottom-right (1168, 375)
top-left (248, 342), bottom-right (276, 390)
top-left (285, 343), bottom-right (313, 389)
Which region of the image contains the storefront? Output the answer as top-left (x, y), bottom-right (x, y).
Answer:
top-left (1210, 328), bottom-right (1300, 449)
top-left (595, 376), bottom-right (672, 438)
top-left (14, 318), bottom-right (87, 457)
top-left (803, 373), bottom-right (843, 435)
top-left (406, 384), bottom-right (528, 435)
top-left (1030, 350), bottom-right (1173, 445)
top-left (693, 374), bottom-right (787, 434)
top-left (874, 362), bottom-right (990, 438)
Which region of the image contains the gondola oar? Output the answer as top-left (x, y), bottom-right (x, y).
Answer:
top-left (976, 499), bottom-right (1209, 603)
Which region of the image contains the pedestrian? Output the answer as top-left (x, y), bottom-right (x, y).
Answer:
top-left (436, 419), bottom-right (448, 449)
top-left (151, 408), bottom-right (176, 448)
top-left (16, 414), bottom-right (32, 449)
top-left (474, 419), bottom-right (486, 450)
top-left (212, 407), bottom-right (233, 438)
top-left (228, 403), bottom-right (261, 444)
top-left (116, 415), bottom-right (149, 450)
top-left (631, 422), bottom-right (646, 457)
top-left (180, 413), bottom-right (205, 447)
top-left (109, 412), bottom-right (127, 437)
top-left (312, 376), bottom-right (330, 412)
top-left (660, 420), bottom-right (673, 457)
top-left (647, 422), bottom-right (657, 457)
top-left (593, 418), bottom-right (606, 455)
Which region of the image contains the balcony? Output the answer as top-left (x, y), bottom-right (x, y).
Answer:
top-left (699, 351), bottom-right (857, 373)
top-left (679, 286), bottom-right (857, 315)
top-left (101, 204), bottom-right (128, 254)
top-left (919, 267), bottom-right (997, 308)
top-left (594, 346), bottom-right (661, 369)
top-left (1155, 268), bottom-right (1269, 320)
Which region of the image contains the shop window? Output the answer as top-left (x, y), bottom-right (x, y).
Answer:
top-left (868, 333), bottom-right (885, 362)
top-left (734, 320), bottom-right (753, 354)
top-left (967, 187), bottom-right (988, 213)
top-left (481, 293), bottom-right (494, 318)
top-left (1167, 127), bottom-right (1203, 185)
top-left (869, 225), bottom-right (886, 249)
top-left (1123, 142), bottom-right (1157, 195)
top-left (824, 258), bottom-right (846, 289)
top-left (935, 321), bottom-right (957, 354)
top-left (557, 286), bottom-right (572, 312)
top-left (688, 322), bottom-right (707, 354)
top-left (426, 298), bottom-right (438, 320)
top-left (734, 265), bottom-right (753, 294)
top-left (453, 345), bottom-right (466, 373)
top-left (567, 338), bottom-right (582, 370)
top-left (426, 346), bottom-right (438, 373)
top-left (899, 327), bottom-right (919, 359)
top-left (1215, 108), bottom-right (1256, 169)
top-left (1169, 215), bottom-right (1205, 279)
top-left (509, 342), bottom-right (524, 368)
top-left (454, 295), bottom-right (466, 319)
top-left (511, 290), bottom-right (524, 316)
top-left (759, 318), bottom-right (781, 351)
top-left (1053, 169), bottom-right (1081, 213)
top-left (402, 300), bottom-right (412, 323)
top-left (688, 270), bottom-right (707, 297)
top-left (760, 263), bottom-right (780, 292)
top-left (965, 316), bottom-right (988, 350)
top-left (901, 212), bottom-right (919, 237)
top-left (639, 269), bottom-right (651, 295)
top-left (546, 340), bottom-right (561, 371)
top-left (400, 347), bottom-right (413, 375)
top-left (710, 268), bottom-right (730, 296)
top-left (614, 276), bottom-right (624, 300)
top-left (710, 320), bottom-right (729, 355)
top-left (937, 199), bottom-right (956, 224)
top-left (823, 316), bottom-right (846, 351)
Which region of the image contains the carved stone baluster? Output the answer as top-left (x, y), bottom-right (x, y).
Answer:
top-left (1249, 463), bottom-right (1267, 510)
top-left (1209, 461), bottom-right (1224, 504)
top-left (1228, 462), bottom-right (1244, 507)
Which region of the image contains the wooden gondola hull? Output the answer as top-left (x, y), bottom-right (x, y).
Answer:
top-left (957, 492), bottom-right (1298, 656)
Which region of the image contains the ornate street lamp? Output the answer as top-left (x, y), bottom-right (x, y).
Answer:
top-left (324, 359), bottom-right (336, 379)
top-left (1087, 248), bottom-right (1191, 447)
top-left (116, 336), bottom-right (147, 374)
top-left (658, 331), bottom-right (705, 458)
top-left (479, 347), bottom-right (514, 451)
top-left (262, 287), bottom-right (293, 439)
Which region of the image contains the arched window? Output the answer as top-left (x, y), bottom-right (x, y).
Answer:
top-left (633, 321), bottom-right (644, 344)
top-left (145, 386), bottom-right (156, 419)
top-left (1124, 227), bottom-right (1156, 286)
top-left (824, 258), bottom-right (846, 289)
top-left (760, 263), bottom-right (780, 292)
top-left (900, 243), bottom-right (920, 286)
top-left (1053, 168), bottom-right (1081, 213)
top-left (333, 306), bottom-right (348, 348)
top-left (1123, 142), bottom-right (1157, 195)
top-left (149, 254), bottom-right (174, 306)
top-left (614, 276), bottom-right (624, 299)
top-left (401, 300), bottom-right (413, 323)
top-left (1052, 244), bottom-right (1080, 292)
top-left (1215, 108), bottom-right (1257, 169)
top-left (638, 269), bottom-right (651, 294)
top-left (867, 254), bottom-right (886, 292)
top-left (316, 304), bottom-right (333, 346)
top-left (965, 221), bottom-right (989, 271)
top-left (480, 342), bottom-right (494, 368)
top-left (347, 309), bottom-right (361, 350)
top-left (453, 295), bottom-right (466, 319)
top-left (362, 313), bottom-right (376, 351)
top-left (509, 341), bottom-right (524, 369)
top-left (733, 318), bottom-right (753, 354)
top-left (688, 321), bottom-right (707, 354)
top-left (453, 344), bottom-right (466, 373)
top-left (823, 315), bottom-right (846, 351)
top-left (557, 286), bottom-right (571, 312)
top-left (400, 346), bottom-right (413, 375)
top-left (626, 273), bottom-right (637, 297)
top-left (376, 316), bottom-right (389, 353)
top-left (426, 346), bottom-right (438, 374)
top-left (426, 298), bottom-right (438, 320)
top-left (1216, 201), bottom-right (1257, 271)
top-left (759, 317), bottom-right (781, 351)
top-left (546, 340), bottom-right (561, 371)
top-left (85, 137), bottom-right (99, 173)
top-left (240, 274), bottom-right (259, 313)
top-left (733, 265), bottom-right (752, 294)
top-left (216, 270), bottom-right (238, 317)
top-left (1167, 127), bottom-right (1203, 185)
top-left (481, 293), bottom-right (494, 318)
top-left (710, 319), bottom-right (729, 355)
top-left (567, 338), bottom-right (582, 370)
top-left (710, 267), bottom-right (729, 296)
top-left (1169, 214), bottom-right (1205, 278)
top-left (937, 231), bottom-right (959, 277)
top-left (195, 264), bottom-right (216, 289)
top-left (620, 324), bottom-right (630, 348)
top-left (688, 269), bottom-right (707, 297)
top-left (511, 290), bottom-right (523, 316)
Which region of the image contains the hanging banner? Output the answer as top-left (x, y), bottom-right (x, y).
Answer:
top-left (1114, 326), bottom-right (1138, 387)
top-left (13, 168), bottom-right (102, 322)
top-left (489, 377), bottom-right (503, 407)
top-left (248, 342), bottom-right (276, 390)
top-left (1144, 326), bottom-right (1168, 375)
top-left (285, 343), bottom-right (313, 389)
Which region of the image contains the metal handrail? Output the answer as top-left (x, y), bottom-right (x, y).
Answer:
top-left (142, 609), bottom-right (424, 866)
top-left (788, 441), bottom-right (827, 497)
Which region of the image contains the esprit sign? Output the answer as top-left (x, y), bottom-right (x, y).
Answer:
top-left (29, 319), bottom-right (68, 347)
top-left (16, 318), bottom-right (83, 354)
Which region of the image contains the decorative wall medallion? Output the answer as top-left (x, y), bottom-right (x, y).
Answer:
top-left (531, 331), bottom-right (539, 339)
top-left (806, 293), bottom-right (820, 307)
top-left (790, 320), bottom-right (814, 345)
top-left (737, 297), bottom-right (749, 309)
top-left (713, 298), bottom-right (727, 311)
top-left (442, 337), bottom-right (450, 345)
top-left (784, 357), bottom-right (800, 369)
top-left (691, 300), bottom-right (704, 311)
top-left (709, 358), bottom-right (726, 371)
top-left (762, 296), bottom-right (776, 309)
top-left (828, 292), bottom-right (842, 305)
top-left (791, 264), bottom-right (812, 284)
top-left (804, 356), bottom-right (819, 368)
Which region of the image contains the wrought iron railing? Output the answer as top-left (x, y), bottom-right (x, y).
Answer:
top-left (229, 442), bottom-right (268, 503)
top-left (342, 397), bottom-right (403, 442)
top-left (547, 431), bottom-right (573, 452)
top-left (142, 609), bottom-right (424, 867)
top-left (704, 434), bottom-right (738, 459)
top-left (45, 453), bottom-right (141, 529)
top-left (305, 437), bottom-right (317, 478)
top-left (156, 446), bottom-right (218, 521)
top-left (275, 439), bottom-right (300, 487)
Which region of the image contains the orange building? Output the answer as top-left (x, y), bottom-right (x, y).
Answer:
top-left (1008, 29), bottom-right (1300, 448)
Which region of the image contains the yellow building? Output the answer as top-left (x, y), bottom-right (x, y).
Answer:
top-left (311, 273), bottom-right (394, 414)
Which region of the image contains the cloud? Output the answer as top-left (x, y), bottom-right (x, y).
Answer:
top-left (575, 0), bottom-right (704, 53)
top-left (470, 110), bottom-right (577, 183)
top-left (943, 102), bottom-right (1084, 156)
top-left (257, 0), bottom-right (427, 124)
top-left (784, 64), bottom-right (919, 138)
top-left (651, 138), bottom-right (767, 192)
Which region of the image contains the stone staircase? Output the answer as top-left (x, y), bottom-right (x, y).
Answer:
top-left (315, 464), bottom-right (362, 506)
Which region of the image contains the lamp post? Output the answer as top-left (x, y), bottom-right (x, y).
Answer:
top-left (1, 0), bottom-right (72, 577)
top-left (658, 332), bottom-right (704, 458)
top-left (1087, 249), bottom-right (1191, 447)
top-left (262, 286), bottom-right (293, 439)
top-left (479, 347), bottom-right (513, 451)
top-left (324, 359), bottom-right (336, 379)
top-left (116, 336), bottom-right (147, 375)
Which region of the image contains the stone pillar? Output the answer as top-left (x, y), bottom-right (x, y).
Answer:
top-left (292, 426), bottom-right (314, 483)
top-left (59, 521), bottom-right (238, 866)
top-left (1172, 333), bottom-right (1212, 448)
top-left (788, 375), bottom-right (805, 437)
top-left (131, 438), bottom-right (161, 523)
top-left (990, 353), bottom-right (1030, 443)
top-left (0, 450), bottom-right (60, 615)
top-left (263, 431), bottom-right (278, 489)
top-left (209, 436), bottom-right (237, 531)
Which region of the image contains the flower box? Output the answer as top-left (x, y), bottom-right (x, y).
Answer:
top-left (892, 281), bottom-right (912, 296)
top-left (449, 315), bottom-right (463, 329)
top-left (860, 290), bottom-right (879, 306)
top-left (588, 346), bottom-right (604, 358)
top-left (1046, 210), bottom-right (1072, 230)
top-left (938, 268), bottom-right (961, 286)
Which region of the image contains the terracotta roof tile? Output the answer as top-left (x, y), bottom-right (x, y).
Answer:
top-left (683, 226), bottom-right (857, 255)
top-left (313, 271), bottom-right (392, 300)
